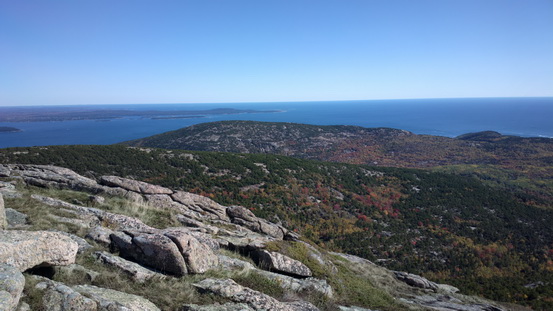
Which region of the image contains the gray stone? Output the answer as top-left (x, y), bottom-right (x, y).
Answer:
top-left (253, 250), bottom-right (312, 278)
top-left (110, 231), bottom-right (188, 276)
top-left (0, 264), bottom-right (25, 311)
top-left (73, 284), bottom-right (161, 311)
top-left (49, 231), bottom-right (92, 254)
top-left (163, 229), bottom-right (218, 274)
top-left (0, 194), bottom-right (6, 230)
top-left (99, 176), bottom-right (173, 195)
top-left (0, 166), bottom-right (10, 177)
top-left (93, 251), bottom-right (164, 282)
top-left (171, 191), bottom-right (230, 222)
top-left (0, 230), bottom-right (78, 272)
top-left (8, 165), bottom-right (102, 193)
top-left (394, 271), bottom-right (438, 291)
top-left (218, 232), bottom-right (274, 252)
top-left (37, 280), bottom-right (97, 311)
top-left (284, 300), bottom-right (320, 311)
top-left (4, 209), bottom-right (28, 229)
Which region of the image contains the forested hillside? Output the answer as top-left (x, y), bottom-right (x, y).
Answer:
top-left (1, 145), bottom-right (552, 309)
top-left (124, 121), bottom-right (553, 208)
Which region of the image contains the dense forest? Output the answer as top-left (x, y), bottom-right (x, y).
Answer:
top-left (1, 144), bottom-right (552, 309)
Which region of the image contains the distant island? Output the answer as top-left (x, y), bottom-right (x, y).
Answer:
top-left (0, 107), bottom-right (279, 122)
top-left (0, 126), bottom-right (21, 133)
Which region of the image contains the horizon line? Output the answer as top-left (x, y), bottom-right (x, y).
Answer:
top-left (1, 95), bottom-right (552, 108)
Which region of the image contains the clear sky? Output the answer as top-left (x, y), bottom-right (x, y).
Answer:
top-left (1, 0), bottom-right (552, 106)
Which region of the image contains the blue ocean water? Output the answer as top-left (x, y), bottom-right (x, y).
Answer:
top-left (0, 97), bottom-right (552, 148)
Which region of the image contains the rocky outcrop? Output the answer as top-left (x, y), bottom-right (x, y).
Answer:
top-left (253, 250), bottom-right (312, 278)
top-left (193, 278), bottom-right (319, 311)
top-left (0, 164), bottom-right (514, 311)
top-left (0, 264), bottom-right (25, 311)
top-left (109, 228), bottom-right (220, 276)
top-left (110, 231), bottom-right (188, 276)
top-left (0, 230), bottom-right (78, 272)
top-left (171, 191), bottom-right (229, 222)
top-left (99, 176), bottom-right (173, 195)
top-left (2, 165), bottom-right (101, 193)
top-left (227, 206), bottom-right (286, 239)
top-left (0, 194), bottom-right (6, 230)
top-left (93, 251), bottom-right (165, 282)
top-left (162, 229), bottom-right (218, 273)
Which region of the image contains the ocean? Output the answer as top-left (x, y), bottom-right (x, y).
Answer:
top-left (0, 97), bottom-right (552, 148)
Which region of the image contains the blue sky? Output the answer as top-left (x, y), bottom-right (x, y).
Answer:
top-left (1, 0), bottom-right (552, 106)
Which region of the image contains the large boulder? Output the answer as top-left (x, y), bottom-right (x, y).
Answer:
top-left (162, 229), bottom-right (218, 274)
top-left (110, 231), bottom-right (188, 276)
top-left (73, 285), bottom-right (160, 311)
top-left (193, 278), bottom-right (319, 311)
top-left (227, 206), bottom-right (285, 239)
top-left (99, 176), bottom-right (172, 195)
top-left (252, 250), bottom-right (312, 278)
top-left (0, 264), bottom-right (25, 311)
top-left (0, 231), bottom-right (78, 272)
top-left (0, 194), bottom-right (6, 230)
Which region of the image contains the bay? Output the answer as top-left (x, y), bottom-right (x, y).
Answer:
top-left (0, 97), bottom-right (552, 148)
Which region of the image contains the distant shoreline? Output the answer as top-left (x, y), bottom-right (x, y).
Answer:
top-left (0, 107), bottom-right (280, 122)
top-left (0, 126), bottom-right (22, 133)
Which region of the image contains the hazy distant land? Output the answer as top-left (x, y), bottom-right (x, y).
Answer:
top-left (0, 107), bottom-right (280, 122)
